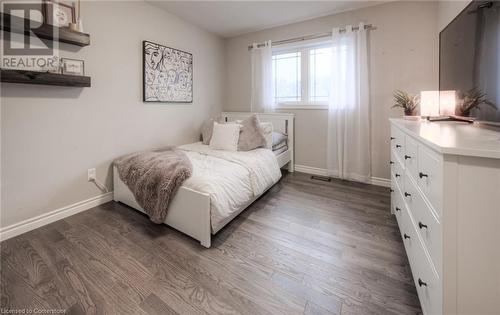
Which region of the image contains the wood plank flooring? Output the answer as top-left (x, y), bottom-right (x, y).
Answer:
top-left (1, 172), bottom-right (422, 314)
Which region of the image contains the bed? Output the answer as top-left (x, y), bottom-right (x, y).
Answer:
top-left (113, 112), bottom-right (294, 248)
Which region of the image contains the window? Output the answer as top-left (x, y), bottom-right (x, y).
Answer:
top-left (272, 44), bottom-right (331, 108)
top-left (309, 47), bottom-right (332, 103)
top-left (273, 52), bottom-right (301, 103)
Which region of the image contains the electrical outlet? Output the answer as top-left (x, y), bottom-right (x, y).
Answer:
top-left (87, 168), bottom-right (96, 181)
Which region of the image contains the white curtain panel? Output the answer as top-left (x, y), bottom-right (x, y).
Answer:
top-left (250, 40), bottom-right (275, 112)
top-left (327, 23), bottom-right (371, 182)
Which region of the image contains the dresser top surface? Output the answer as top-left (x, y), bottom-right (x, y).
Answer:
top-left (390, 118), bottom-right (500, 159)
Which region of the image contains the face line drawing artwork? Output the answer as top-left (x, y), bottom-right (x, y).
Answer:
top-left (144, 42), bottom-right (163, 71)
top-left (143, 40), bottom-right (193, 103)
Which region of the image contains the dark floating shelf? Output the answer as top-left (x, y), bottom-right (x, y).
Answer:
top-left (1, 13), bottom-right (90, 47)
top-left (1, 69), bottom-right (91, 87)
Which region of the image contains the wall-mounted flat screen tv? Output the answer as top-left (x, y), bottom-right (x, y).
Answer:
top-left (440, 0), bottom-right (500, 123)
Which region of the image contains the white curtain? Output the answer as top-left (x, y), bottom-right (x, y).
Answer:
top-left (250, 40), bottom-right (275, 112)
top-left (327, 23), bottom-right (370, 182)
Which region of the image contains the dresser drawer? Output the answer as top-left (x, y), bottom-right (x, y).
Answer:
top-left (417, 145), bottom-right (443, 217)
top-left (390, 180), bottom-right (395, 214)
top-left (404, 135), bottom-right (419, 181)
top-left (410, 235), bottom-right (442, 315)
top-left (391, 149), bottom-right (404, 191)
top-left (391, 125), bottom-right (405, 145)
top-left (397, 200), bottom-right (421, 265)
top-left (403, 175), bottom-right (442, 275)
top-left (398, 204), bottom-right (442, 315)
top-left (391, 126), bottom-right (406, 164)
top-left (392, 182), bottom-right (405, 226)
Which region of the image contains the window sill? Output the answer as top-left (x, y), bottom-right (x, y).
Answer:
top-left (276, 104), bottom-right (328, 110)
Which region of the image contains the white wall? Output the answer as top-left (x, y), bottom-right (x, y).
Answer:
top-left (224, 1), bottom-right (439, 180)
top-left (438, 1), bottom-right (471, 31)
top-left (0, 1), bottom-right (225, 229)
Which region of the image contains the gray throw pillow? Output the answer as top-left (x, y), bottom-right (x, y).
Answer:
top-left (238, 115), bottom-right (267, 151)
top-left (272, 131), bottom-right (288, 149)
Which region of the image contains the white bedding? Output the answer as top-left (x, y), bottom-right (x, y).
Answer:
top-left (178, 142), bottom-right (281, 231)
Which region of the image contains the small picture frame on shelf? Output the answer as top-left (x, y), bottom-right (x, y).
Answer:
top-left (61, 58), bottom-right (85, 76)
top-left (44, 0), bottom-right (75, 28)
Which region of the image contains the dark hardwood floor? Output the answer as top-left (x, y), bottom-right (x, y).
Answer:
top-left (1, 172), bottom-right (422, 315)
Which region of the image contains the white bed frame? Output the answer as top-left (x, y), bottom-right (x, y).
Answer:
top-left (113, 112), bottom-right (294, 248)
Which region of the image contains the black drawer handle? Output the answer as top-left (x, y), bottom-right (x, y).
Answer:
top-left (418, 222), bottom-right (428, 229)
top-left (390, 161), bottom-right (394, 165)
top-left (418, 278), bottom-right (427, 287)
top-left (395, 174), bottom-right (401, 178)
top-left (419, 172), bottom-right (428, 178)
top-left (404, 155), bottom-right (411, 160)
top-left (396, 145), bottom-right (402, 148)
top-left (404, 233), bottom-right (410, 239)
top-left (404, 192), bottom-right (411, 197)
top-left (390, 189), bottom-right (394, 193)
top-left (390, 137), bottom-right (395, 140)
top-left (395, 207), bottom-right (401, 212)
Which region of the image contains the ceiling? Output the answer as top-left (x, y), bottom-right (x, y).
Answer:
top-left (147, 1), bottom-right (387, 38)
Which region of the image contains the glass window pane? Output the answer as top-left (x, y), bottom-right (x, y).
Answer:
top-left (309, 47), bottom-right (331, 102)
top-left (273, 51), bottom-right (301, 102)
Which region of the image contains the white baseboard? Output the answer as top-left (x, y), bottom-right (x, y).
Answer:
top-left (369, 177), bottom-right (391, 187)
top-left (294, 165), bottom-right (329, 176)
top-left (0, 192), bottom-right (113, 242)
top-left (295, 164), bottom-right (391, 188)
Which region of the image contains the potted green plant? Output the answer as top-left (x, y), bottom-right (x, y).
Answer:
top-left (392, 90), bottom-right (419, 117)
top-left (456, 88), bottom-right (493, 117)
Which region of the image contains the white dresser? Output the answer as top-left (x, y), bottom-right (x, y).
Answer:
top-left (389, 119), bottom-right (500, 315)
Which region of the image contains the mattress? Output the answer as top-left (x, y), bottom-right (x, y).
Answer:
top-left (178, 142), bottom-right (281, 231)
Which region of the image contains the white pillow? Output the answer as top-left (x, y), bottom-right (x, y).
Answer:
top-left (209, 122), bottom-right (241, 151)
top-left (259, 122), bottom-right (273, 149)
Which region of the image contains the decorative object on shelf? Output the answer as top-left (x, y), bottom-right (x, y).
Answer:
top-left (392, 90), bottom-right (419, 116)
top-left (70, 0), bottom-right (84, 32)
top-left (44, 0), bottom-right (75, 28)
top-left (77, 18), bottom-right (83, 33)
top-left (143, 40), bottom-right (193, 103)
top-left (61, 58), bottom-right (84, 75)
top-left (456, 88), bottom-right (494, 117)
top-left (69, 22), bottom-right (78, 32)
top-left (68, 0), bottom-right (80, 32)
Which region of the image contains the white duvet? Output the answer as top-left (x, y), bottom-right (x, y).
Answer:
top-left (178, 142), bottom-right (281, 232)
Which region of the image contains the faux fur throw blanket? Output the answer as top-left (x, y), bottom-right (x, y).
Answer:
top-left (114, 146), bottom-right (192, 224)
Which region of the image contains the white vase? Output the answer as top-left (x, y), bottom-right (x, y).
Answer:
top-left (77, 18), bottom-right (84, 33)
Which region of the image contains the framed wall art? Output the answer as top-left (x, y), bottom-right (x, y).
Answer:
top-left (143, 40), bottom-right (193, 103)
top-left (43, 0), bottom-right (75, 28)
